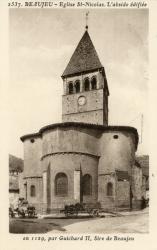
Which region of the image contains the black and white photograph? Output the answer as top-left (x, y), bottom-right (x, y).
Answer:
top-left (7, 7), bottom-right (150, 235)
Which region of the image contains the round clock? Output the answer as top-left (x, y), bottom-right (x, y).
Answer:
top-left (78, 96), bottom-right (86, 106)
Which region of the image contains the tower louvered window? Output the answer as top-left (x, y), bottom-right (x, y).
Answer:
top-left (68, 82), bottom-right (73, 94)
top-left (84, 78), bottom-right (90, 91)
top-left (75, 80), bottom-right (80, 93)
top-left (91, 77), bottom-right (97, 90)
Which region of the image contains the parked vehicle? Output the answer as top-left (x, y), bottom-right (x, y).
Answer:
top-left (9, 198), bottom-right (37, 218)
top-left (61, 202), bottom-right (101, 217)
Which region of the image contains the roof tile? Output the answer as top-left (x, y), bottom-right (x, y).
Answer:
top-left (62, 30), bottom-right (103, 77)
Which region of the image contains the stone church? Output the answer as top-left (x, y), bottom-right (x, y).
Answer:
top-left (20, 27), bottom-right (145, 213)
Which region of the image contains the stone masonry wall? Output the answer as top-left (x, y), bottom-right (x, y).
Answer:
top-left (43, 153), bottom-right (98, 210)
top-left (98, 130), bottom-right (136, 209)
top-left (99, 131), bottom-right (136, 175)
top-left (24, 177), bottom-right (43, 213)
top-left (42, 126), bottom-right (101, 160)
top-left (22, 125), bottom-right (137, 212)
top-left (23, 137), bottom-right (42, 177)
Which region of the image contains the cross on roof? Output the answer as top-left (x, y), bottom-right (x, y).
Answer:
top-left (85, 11), bottom-right (89, 30)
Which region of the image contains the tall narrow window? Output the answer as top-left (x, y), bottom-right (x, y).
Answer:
top-left (55, 173), bottom-right (68, 196)
top-left (68, 82), bottom-right (73, 94)
top-left (24, 183), bottom-right (27, 200)
top-left (30, 185), bottom-right (36, 197)
top-left (107, 182), bottom-right (113, 196)
top-left (75, 80), bottom-right (80, 93)
top-left (82, 174), bottom-right (92, 195)
top-left (91, 77), bottom-right (97, 90)
top-left (84, 78), bottom-right (90, 91)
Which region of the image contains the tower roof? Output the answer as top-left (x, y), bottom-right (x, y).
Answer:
top-left (62, 30), bottom-right (103, 78)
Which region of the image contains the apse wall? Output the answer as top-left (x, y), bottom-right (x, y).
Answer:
top-left (99, 130), bottom-right (136, 174)
top-left (41, 126), bottom-right (100, 209)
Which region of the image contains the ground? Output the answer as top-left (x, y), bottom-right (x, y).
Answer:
top-left (9, 208), bottom-right (148, 234)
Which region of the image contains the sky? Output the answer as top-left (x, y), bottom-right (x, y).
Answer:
top-left (9, 8), bottom-right (148, 158)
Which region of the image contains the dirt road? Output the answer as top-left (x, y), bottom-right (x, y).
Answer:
top-left (10, 210), bottom-right (148, 234)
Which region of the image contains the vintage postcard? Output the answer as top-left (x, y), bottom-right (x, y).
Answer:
top-left (0, 0), bottom-right (157, 249)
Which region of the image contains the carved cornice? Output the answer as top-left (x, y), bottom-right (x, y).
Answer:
top-left (98, 172), bottom-right (115, 176)
top-left (41, 151), bottom-right (100, 161)
top-left (23, 176), bottom-right (42, 179)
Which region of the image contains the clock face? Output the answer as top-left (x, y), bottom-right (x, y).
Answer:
top-left (78, 96), bottom-right (86, 106)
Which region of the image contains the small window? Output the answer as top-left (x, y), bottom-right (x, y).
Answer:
top-left (75, 80), bottom-right (80, 93)
top-left (113, 135), bottom-right (118, 139)
top-left (68, 82), bottom-right (73, 94)
top-left (91, 77), bottom-right (97, 90)
top-left (107, 182), bottom-right (113, 196)
top-left (82, 174), bottom-right (92, 195)
top-left (84, 78), bottom-right (90, 91)
top-left (30, 185), bottom-right (36, 197)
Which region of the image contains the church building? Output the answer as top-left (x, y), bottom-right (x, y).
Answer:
top-left (20, 26), bottom-right (145, 213)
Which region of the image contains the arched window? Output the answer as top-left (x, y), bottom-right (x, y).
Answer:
top-left (84, 78), bottom-right (90, 91)
top-left (68, 82), bottom-right (73, 94)
top-left (82, 174), bottom-right (92, 195)
top-left (107, 182), bottom-right (113, 196)
top-left (91, 77), bottom-right (97, 90)
top-left (75, 80), bottom-right (80, 93)
top-left (55, 173), bottom-right (68, 196)
top-left (30, 185), bottom-right (36, 197)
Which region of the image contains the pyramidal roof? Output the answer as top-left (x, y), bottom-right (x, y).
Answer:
top-left (62, 30), bottom-right (103, 77)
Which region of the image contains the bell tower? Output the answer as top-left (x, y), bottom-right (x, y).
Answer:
top-left (61, 28), bottom-right (109, 125)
